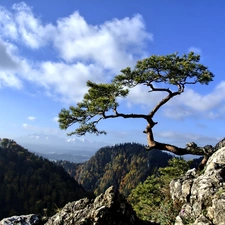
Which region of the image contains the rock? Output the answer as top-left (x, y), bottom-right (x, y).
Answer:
top-left (45, 186), bottom-right (155, 225)
top-left (170, 138), bottom-right (225, 225)
top-left (0, 214), bottom-right (41, 225)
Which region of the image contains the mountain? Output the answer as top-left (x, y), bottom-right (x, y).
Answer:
top-left (14, 133), bottom-right (107, 162)
top-left (56, 142), bottom-right (173, 197)
top-left (0, 138), bottom-right (88, 220)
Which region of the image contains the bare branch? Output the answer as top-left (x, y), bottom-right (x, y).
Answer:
top-left (149, 91), bottom-right (181, 118)
top-left (147, 83), bottom-right (172, 94)
top-left (104, 112), bottom-right (149, 120)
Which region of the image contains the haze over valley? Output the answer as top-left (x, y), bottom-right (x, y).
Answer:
top-left (14, 133), bottom-right (107, 162)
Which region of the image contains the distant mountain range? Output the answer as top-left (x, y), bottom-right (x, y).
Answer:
top-left (14, 133), bottom-right (108, 163)
top-left (13, 133), bottom-right (199, 163)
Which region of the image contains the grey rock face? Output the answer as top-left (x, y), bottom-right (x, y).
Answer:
top-left (0, 214), bottom-right (41, 225)
top-left (45, 186), bottom-right (155, 225)
top-left (170, 139), bottom-right (225, 225)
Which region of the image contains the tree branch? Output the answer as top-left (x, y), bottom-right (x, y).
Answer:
top-left (147, 83), bottom-right (172, 94)
top-left (146, 83), bottom-right (183, 118)
top-left (149, 91), bottom-right (181, 118)
top-left (103, 112), bottom-right (149, 120)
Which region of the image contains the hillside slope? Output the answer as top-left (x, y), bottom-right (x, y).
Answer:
top-left (57, 142), bottom-right (173, 196)
top-left (0, 138), bottom-right (87, 220)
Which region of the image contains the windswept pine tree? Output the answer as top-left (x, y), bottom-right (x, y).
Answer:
top-left (58, 52), bottom-right (214, 168)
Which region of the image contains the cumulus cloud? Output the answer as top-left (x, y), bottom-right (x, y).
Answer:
top-left (124, 85), bottom-right (168, 110)
top-left (0, 5), bottom-right (18, 40)
top-left (163, 81), bottom-right (225, 119)
top-left (2, 2), bottom-right (224, 123)
top-left (20, 61), bottom-right (106, 103)
top-left (54, 12), bottom-right (152, 69)
top-left (0, 71), bottom-right (23, 89)
top-left (0, 2), bottom-right (152, 103)
top-left (0, 40), bottom-right (19, 69)
top-left (0, 39), bottom-right (23, 89)
top-left (0, 2), bottom-right (54, 48)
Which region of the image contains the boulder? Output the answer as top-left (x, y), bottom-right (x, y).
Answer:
top-left (170, 138), bottom-right (225, 225)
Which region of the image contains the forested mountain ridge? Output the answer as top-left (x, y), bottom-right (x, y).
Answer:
top-left (57, 142), bottom-right (173, 196)
top-left (0, 138), bottom-right (88, 220)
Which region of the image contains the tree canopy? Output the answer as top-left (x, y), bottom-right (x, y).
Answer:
top-left (58, 52), bottom-right (214, 168)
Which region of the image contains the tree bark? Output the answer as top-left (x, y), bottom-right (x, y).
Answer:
top-left (144, 123), bottom-right (215, 170)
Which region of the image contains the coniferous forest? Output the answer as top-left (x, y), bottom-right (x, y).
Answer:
top-left (0, 138), bottom-right (87, 220)
top-left (56, 142), bottom-right (173, 197)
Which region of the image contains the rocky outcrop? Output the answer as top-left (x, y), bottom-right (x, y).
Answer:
top-left (45, 186), bottom-right (155, 225)
top-left (0, 214), bottom-right (41, 225)
top-left (170, 138), bottom-right (225, 225)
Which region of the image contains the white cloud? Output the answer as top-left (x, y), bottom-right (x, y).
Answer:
top-left (22, 61), bottom-right (106, 103)
top-left (163, 106), bottom-right (193, 120)
top-left (0, 2), bottom-right (55, 49)
top-left (28, 116), bottom-right (36, 121)
top-left (163, 82), bottom-right (225, 119)
top-left (124, 84), bottom-right (168, 111)
top-left (0, 71), bottom-right (22, 89)
top-left (0, 5), bottom-right (18, 40)
top-left (0, 40), bottom-right (19, 69)
top-left (54, 12), bottom-right (152, 69)
top-left (0, 3), bottom-right (152, 103)
top-left (0, 39), bottom-right (23, 89)
top-left (122, 80), bottom-right (225, 120)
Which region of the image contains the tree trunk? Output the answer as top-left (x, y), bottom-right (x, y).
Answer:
top-left (145, 123), bottom-right (215, 170)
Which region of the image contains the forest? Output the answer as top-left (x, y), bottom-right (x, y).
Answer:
top-left (57, 142), bottom-right (174, 196)
top-left (0, 138), bottom-right (201, 224)
top-left (0, 138), bottom-right (87, 219)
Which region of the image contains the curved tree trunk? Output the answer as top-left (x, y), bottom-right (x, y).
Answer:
top-left (144, 123), bottom-right (215, 170)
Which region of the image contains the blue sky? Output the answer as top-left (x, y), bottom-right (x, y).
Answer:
top-left (0, 0), bottom-right (224, 147)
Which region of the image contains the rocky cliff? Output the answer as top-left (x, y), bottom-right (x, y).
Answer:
top-left (45, 186), bottom-right (156, 225)
top-left (170, 138), bottom-right (225, 225)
